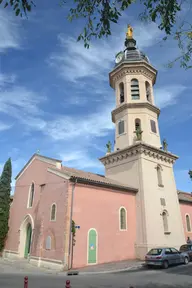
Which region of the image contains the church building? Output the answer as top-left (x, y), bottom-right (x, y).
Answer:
top-left (4, 26), bottom-right (192, 270)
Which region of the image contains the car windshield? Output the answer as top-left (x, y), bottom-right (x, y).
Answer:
top-left (147, 249), bottom-right (162, 256)
top-left (180, 245), bottom-right (190, 252)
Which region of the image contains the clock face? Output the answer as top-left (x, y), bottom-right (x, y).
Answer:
top-left (115, 52), bottom-right (123, 64)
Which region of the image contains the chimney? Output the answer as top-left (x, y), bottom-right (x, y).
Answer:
top-left (56, 162), bottom-right (62, 169)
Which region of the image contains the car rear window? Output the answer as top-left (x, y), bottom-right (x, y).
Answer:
top-left (180, 245), bottom-right (190, 252)
top-left (147, 249), bottom-right (162, 256)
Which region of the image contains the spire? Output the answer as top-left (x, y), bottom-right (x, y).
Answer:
top-left (124, 24), bottom-right (136, 50)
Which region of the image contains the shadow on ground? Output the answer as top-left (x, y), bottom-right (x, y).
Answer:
top-left (116, 263), bottom-right (192, 277)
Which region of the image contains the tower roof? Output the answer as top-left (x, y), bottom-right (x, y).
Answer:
top-left (115, 25), bottom-right (150, 66)
top-left (124, 49), bottom-right (150, 64)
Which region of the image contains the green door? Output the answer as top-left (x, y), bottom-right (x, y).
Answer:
top-left (24, 223), bottom-right (32, 258)
top-left (88, 229), bottom-right (97, 264)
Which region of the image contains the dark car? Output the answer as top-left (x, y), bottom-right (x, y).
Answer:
top-left (145, 247), bottom-right (189, 269)
top-left (179, 244), bottom-right (192, 261)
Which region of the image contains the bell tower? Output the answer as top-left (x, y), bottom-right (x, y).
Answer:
top-left (100, 25), bottom-right (185, 259)
top-left (111, 25), bottom-right (161, 151)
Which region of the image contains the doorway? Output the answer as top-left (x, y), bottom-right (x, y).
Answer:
top-left (24, 223), bottom-right (32, 258)
top-left (88, 229), bottom-right (97, 264)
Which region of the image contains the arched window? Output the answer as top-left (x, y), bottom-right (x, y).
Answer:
top-left (135, 118), bottom-right (141, 131)
top-left (186, 214), bottom-right (191, 232)
top-left (162, 210), bottom-right (169, 233)
top-left (118, 120), bottom-right (125, 135)
top-left (28, 182), bottom-right (34, 208)
top-left (50, 204), bottom-right (57, 221)
top-left (157, 165), bottom-right (163, 187)
top-left (145, 81), bottom-right (151, 102)
top-left (119, 82), bottom-right (124, 104)
top-left (45, 236), bottom-right (51, 250)
top-left (119, 207), bottom-right (127, 230)
top-left (131, 79), bottom-right (140, 100)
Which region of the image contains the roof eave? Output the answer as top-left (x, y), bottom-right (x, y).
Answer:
top-left (70, 176), bottom-right (138, 193)
top-left (109, 61), bottom-right (157, 88)
top-left (179, 198), bottom-right (192, 204)
top-left (15, 154), bottom-right (62, 180)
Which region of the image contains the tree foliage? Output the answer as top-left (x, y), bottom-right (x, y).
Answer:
top-left (189, 170), bottom-right (192, 180)
top-left (71, 220), bottom-right (76, 246)
top-left (0, 158), bottom-right (12, 253)
top-left (1, 0), bottom-right (192, 68)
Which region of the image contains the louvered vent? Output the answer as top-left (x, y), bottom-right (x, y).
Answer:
top-left (160, 198), bottom-right (166, 206)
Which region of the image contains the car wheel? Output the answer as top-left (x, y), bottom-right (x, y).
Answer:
top-left (184, 257), bottom-right (189, 265)
top-left (162, 260), bottom-right (169, 269)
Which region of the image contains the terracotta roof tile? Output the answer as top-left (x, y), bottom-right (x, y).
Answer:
top-left (60, 165), bottom-right (138, 192)
top-left (178, 190), bottom-right (192, 203)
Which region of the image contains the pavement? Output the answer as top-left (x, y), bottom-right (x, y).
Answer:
top-left (1, 262), bottom-right (192, 287)
top-left (0, 257), bottom-right (144, 275)
top-left (68, 259), bottom-right (144, 275)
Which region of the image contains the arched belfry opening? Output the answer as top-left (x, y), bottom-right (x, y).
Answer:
top-left (131, 79), bottom-right (140, 100)
top-left (145, 81), bottom-right (151, 102)
top-left (119, 82), bottom-right (124, 104)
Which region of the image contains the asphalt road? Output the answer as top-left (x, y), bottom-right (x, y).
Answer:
top-left (1, 263), bottom-right (192, 288)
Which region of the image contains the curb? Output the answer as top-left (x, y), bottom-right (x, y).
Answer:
top-left (66, 263), bottom-right (144, 276)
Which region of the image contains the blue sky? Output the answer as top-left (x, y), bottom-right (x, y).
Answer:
top-left (0, 1), bottom-right (191, 192)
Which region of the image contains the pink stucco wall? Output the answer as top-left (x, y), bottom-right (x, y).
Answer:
top-left (180, 201), bottom-right (192, 241)
top-left (5, 158), bottom-right (69, 261)
top-left (72, 183), bottom-right (137, 268)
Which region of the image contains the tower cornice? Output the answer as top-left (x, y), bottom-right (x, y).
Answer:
top-left (111, 102), bottom-right (160, 123)
top-left (99, 142), bottom-right (178, 167)
top-left (109, 61), bottom-right (157, 88)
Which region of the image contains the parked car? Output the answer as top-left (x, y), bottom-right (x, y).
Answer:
top-left (179, 244), bottom-right (192, 261)
top-left (145, 247), bottom-right (189, 269)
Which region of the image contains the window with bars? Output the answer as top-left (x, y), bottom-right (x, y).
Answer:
top-left (131, 79), bottom-right (140, 100)
top-left (120, 207), bottom-right (127, 230)
top-left (118, 120), bottom-right (125, 135)
top-left (150, 120), bottom-right (157, 133)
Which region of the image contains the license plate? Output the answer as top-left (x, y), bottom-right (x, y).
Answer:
top-left (148, 262), bottom-right (155, 265)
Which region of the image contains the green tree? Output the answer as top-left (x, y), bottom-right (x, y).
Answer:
top-left (0, 158), bottom-right (12, 253)
top-left (1, 0), bottom-right (192, 68)
top-left (189, 170), bottom-right (192, 180)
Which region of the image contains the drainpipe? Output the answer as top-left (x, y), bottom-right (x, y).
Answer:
top-left (68, 178), bottom-right (77, 270)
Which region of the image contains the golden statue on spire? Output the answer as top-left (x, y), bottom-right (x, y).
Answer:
top-left (126, 24), bottom-right (133, 39)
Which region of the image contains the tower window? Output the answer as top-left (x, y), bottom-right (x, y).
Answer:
top-left (135, 118), bottom-right (141, 131)
top-left (119, 82), bottom-right (124, 104)
top-left (150, 120), bottom-right (157, 133)
top-left (131, 79), bottom-right (140, 100)
top-left (118, 120), bottom-right (125, 135)
top-left (157, 165), bottom-right (163, 187)
top-left (145, 81), bottom-right (151, 102)
top-left (160, 198), bottom-right (166, 206)
top-left (162, 210), bottom-right (169, 233)
top-left (28, 182), bottom-right (35, 208)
